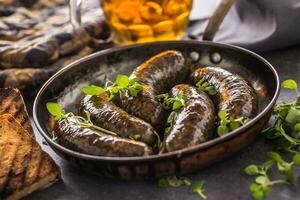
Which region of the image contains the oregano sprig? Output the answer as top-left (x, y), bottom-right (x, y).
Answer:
top-left (156, 92), bottom-right (186, 136)
top-left (46, 102), bottom-right (117, 136)
top-left (81, 75), bottom-right (144, 100)
top-left (191, 181), bottom-right (207, 200)
top-left (217, 109), bottom-right (249, 136)
top-left (158, 176), bottom-right (207, 200)
top-left (245, 79), bottom-right (300, 200)
top-left (159, 176), bottom-right (191, 187)
top-left (196, 78), bottom-right (217, 96)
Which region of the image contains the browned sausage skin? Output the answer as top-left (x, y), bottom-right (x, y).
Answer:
top-left (54, 118), bottom-right (153, 157)
top-left (79, 93), bottom-right (158, 147)
top-left (163, 84), bottom-right (216, 152)
top-left (190, 67), bottom-right (258, 119)
top-left (121, 50), bottom-right (188, 131)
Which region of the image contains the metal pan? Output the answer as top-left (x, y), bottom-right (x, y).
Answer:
top-left (33, 40), bottom-right (279, 179)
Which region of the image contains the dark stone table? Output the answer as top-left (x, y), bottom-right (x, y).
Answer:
top-left (25, 45), bottom-right (300, 200)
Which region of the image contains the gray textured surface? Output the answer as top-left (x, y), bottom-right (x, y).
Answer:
top-left (26, 45), bottom-right (300, 200)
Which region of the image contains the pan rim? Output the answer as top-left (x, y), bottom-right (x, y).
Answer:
top-left (33, 40), bottom-right (280, 162)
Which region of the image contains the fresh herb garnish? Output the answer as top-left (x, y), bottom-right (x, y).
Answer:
top-left (156, 93), bottom-right (186, 110)
top-left (263, 79), bottom-right (300, 153)
top-left (46, 102), bottom-right (66, 120)
top-left (217, 109), bottom-right (248, 136)
top-left (244, 159), bottom-right (292, 200)
top-left (82, 85), bottom-right (105, 96)
top-left (156, 92), bottom-right (186, 140)
top-left (245, 79), bottom-right (300, 199)
top-left (159, 176), bottom-right (191, 187)
top-left (282, 79), bottom-right (298, 94)
top-left (191, 181), bottom-right (207, 200)
top-left (81, 75), bottom-right (143, 100)
top-left (130, 134), bottom-right (142, 141)
top-left (46, 102), bottom-right (117, 136)
top-left (158, 177), bottom-right (207, 199)
top-left (196, 78), bottom-right (217, 96)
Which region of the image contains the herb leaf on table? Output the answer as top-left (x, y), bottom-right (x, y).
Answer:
top-left (159, 176), bottom-right (191, 187)
top-left (191, 181), bottom-right (207, 200)
top-left (158, 176), bottom-right (207, 199)
top-left (245, 79), bottom-right (300, 200)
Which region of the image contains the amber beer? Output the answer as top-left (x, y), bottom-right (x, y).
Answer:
top-left (101, 0), bottom-right (193, 45)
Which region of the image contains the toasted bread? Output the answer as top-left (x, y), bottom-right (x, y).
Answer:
top-left (0, 114), bottom-right (60, 200)
top-left (0, 88), bottom-right (34, 137)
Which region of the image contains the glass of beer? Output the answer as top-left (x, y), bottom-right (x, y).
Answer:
top-left (101, 0), bottom-right (193, 45)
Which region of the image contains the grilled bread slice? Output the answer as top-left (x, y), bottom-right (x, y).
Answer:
top-left (0, 88), bottom-right (34, 136)
top-left (0, 114), bottom-right (60, 200)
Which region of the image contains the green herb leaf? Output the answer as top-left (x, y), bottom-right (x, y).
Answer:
top-left (204, 86), bottom-right (217, 96)
top-left (296, 96), bottom-right (300, 105)
top-left (293, 154), bottom-right (300, 166)
top-left (196, 78), bottom-right (217, 96)
top-left (82, 85), bottom-right (105, 96)
top-left (196, 79), bottom-right (205, 88)
top-left (260, 160), bottom-right (274, 172)
top-left (229, 121), bottom-right (241, 130)
top-left (255, 176), bottom-right (269, 186)
top-left (267, 151), bottom-right (282, 162)
top-left (157, 92), bottom-right (186, 111)
top-left (128, 87), bottom-right (140, 97)
top-left (295, 123), bottom-right (300, 132)
top-left (129, 77), bottom-right (139, 84)
top-left (285, 166), bottom-right (294, 184)
top-left (158, 176), bottom-right (191, 187)
top-left (173, 100), bottom-right (183, 110)
top-left (282, 79), bottom-right (298, 90)
top-left (46, 102), bottom-right (64, 120)
top-left (116, 75), bottom-right (130, 89)
top-left (250, 183), bottom-right (266, 200)
top-left (218, 109), bottom-right (227, 120)
top-left (191, 181), bottom-right (207, 200)
top-left (133, 134), bottom-right (142, 141)
top-left (245, 165), bottom-right (260, 176)
top-left (217, 125), bottom-right (228, 136)
top-left (285, 107), bottom-right (300, 125)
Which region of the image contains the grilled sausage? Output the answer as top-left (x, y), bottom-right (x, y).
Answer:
top-left (79, 93), bottom-right (158, 146)
top-left (121, 50), bottom-right (188, 131)
top-left (190, 66), bottom-right (258, 118)
top-left (163, 84), bottom-right (216, 152)
top-left (55, 118), bottom-right (153, 157)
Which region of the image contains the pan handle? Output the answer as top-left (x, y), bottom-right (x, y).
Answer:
top-left (202, 0), bottom-right (236, 41)
top-left (69, 0), bottom-right (82, 29)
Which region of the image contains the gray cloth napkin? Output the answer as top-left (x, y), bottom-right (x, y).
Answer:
top-left (188, 0), bottom-right (300, 52)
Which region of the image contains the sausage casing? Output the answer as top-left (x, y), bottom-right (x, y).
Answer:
top-left (121, 50), bottom-right (188, 131)
top-left (54, 118), bottom-right (153, 157)
top-left (79, 93), bottom-right (158, 146)
top-left (163, 84), bottom-right (216, 152)
top-left (190, 67), bottom-right (258, 118)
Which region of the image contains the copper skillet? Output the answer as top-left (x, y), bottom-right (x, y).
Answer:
top-left (33, 1), bottom-right (280, 179)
